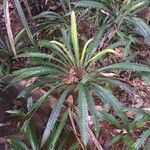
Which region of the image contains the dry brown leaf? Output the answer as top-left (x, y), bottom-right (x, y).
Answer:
top-left (19, 78), bottom-right (37, 88)
top-left (100, 72), bottom-right (117, 77)
top-left (116, 129), bottom-right (127, 134)
top-left (115, 47), bottom-right (124, 58)
top-left (63, 68), bottom-right (79, 84)
top-left (126, 111), bottom-right (136, 119)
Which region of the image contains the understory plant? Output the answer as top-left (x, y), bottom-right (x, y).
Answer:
top-left (110, 107), bottom-right (150, 149)
top-left (9, 10), bottom-right (150, 148)
top-left (8, 103), bottom-right (150, 149)
top-left (73, 0), bottom-right (150, 43)
top-left (32, 5), bottom-right (91, 39)
top-left (8, 106), bottom-right (71, 150)
top-left (33, 10), bottom-right (70, 39)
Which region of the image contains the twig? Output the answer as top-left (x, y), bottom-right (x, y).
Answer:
top-left (68, 108), bottom-right (84, 149)
top-left (22, 0), bottom-right (32, 18)
top-left (3, 0), bottom-right (17, 56)
top-left (70, 110), bottom-right (104, 150)
top-left (88, 127), bottom-right (104, 150)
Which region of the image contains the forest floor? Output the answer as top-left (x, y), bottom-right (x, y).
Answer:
top-left (0, 1), bottom-right (149, 149)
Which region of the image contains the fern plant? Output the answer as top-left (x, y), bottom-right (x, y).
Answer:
top-left (109, 107), bottom-right (150, 149)
top-left (33, 10), bottom-right (70, 39)
top-left (33, 8), bottom-right (91, 40)
top-left (73, 0), bottom-right (150, 43)
top-left (9, 10), bottom-right (150, 147)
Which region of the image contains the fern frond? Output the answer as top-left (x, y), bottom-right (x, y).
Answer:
top-left (71, 11), bottom-right (79, 68)
top-left (73, 1), bottom-right (109, 12)
top-left (21, 123), bottom-right (39, 150)
top-left (17, 52), bottom-right (69, 70)
top-left (11, 138), bottom-right (30, 150)
top-left (97, 111), bottom-right (121, 128)
top-left (10, 66), bottom-right (63, 85)
top-left (91, 83), bottom-right (129, 131)
top-left (86, 90), bottom-right (100, 137)
top-left (97, 62), bottom-right (150, 73)
top-left (98, 78), bottom-right (133, 93)
top-left (85, 49), bottom-right (116, 67)
top-left (17, 77), bottom-right (58, 98)
top-left (91, 83), bottom-right (123, 110)
top-left (77, 84), bottom-right (89, 145)
top-left (127, 2), bottom-right (145, 14)
top-left (33, 11), bottom-right (62, 19)
top-left (13, 66), bottom-right (62, 75)
top-left (38, 40), bottom-right (72, 67)
top-left (80, 38), bottom-right (94, 66)
top-left (61, 29), bottom-right (74, 57)
top-left (85, 25), bottom-right (106, 62)
top-left (48, 110), bottom-right (69, 149)
top-left (14, 0), bottom-right (34, 44)
top-left (132, 129), bottom-right (150, 150)
top-left (28, 83), bottom-right (65, 115)
top-left (132, 17), bottom-right (150, 42)
top-left (41, 89), bottom-right (69, 147)
top-left (50, 40), bottom-right (73, 65)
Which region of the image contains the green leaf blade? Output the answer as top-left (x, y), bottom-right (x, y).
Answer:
top-left (73, 1), bottom-right (110, 12)
top-left (48, 110), bottom-right (69, 149)
top-left (97, 62), bottom-right (150, 73)
top-left (71, 11), bottom-right (79, 68)
top-left (41, 89), bottom-right (69, 147)
top-left (77, 84), bottom-right (89, 145)
top-left (14, 0), bottom-right (34, 44)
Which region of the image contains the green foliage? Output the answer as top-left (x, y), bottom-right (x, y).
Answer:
top-left (77, 84), bottom-right (89, 145)
top-left (132, 17), bottom-right (150, 43)
top-left (8, 10), bottom-right (150, 148)
top-left (73, 0), bottom-right (150, 43)
top-left (109, 108), bottom-right (150, 149)
top-left (47, 110), bottom-right (69, 149)
top-left (8, 98), bottom-right (71, 150)
top-left (0, 29), bottom-right (26, 77)
top-left (132, 129), bottom-right (150, 150)
top-left (11, 138), bottom-right (29, 150)
top-left (41, 89), bottom-right (69, 147)
top-left (14, 0), bottom-right (35, 45)
top-left (21, 121), bottom-right (40, 150)
top-left (33, 11), bottom-right (70, 39)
